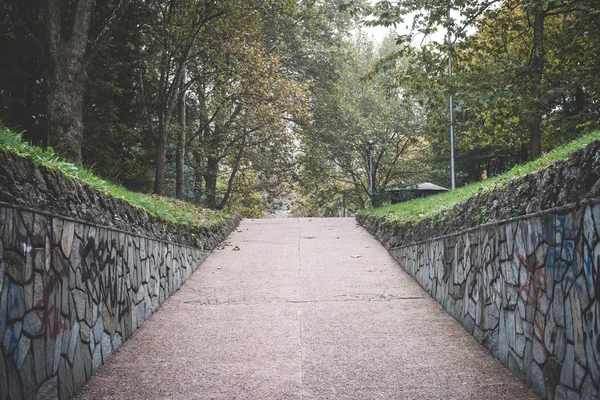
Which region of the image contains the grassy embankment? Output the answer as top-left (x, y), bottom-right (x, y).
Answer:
top-left (0, 125), bottom-right (227, 228)
top-left (360, 130), bottom-right (600, 225)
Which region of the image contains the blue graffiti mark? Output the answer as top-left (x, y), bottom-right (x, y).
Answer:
top-left (583, 246), bottom-right (595, 299)
top-left (555, 215), bottom-right (564, 248)
top-left (551, 215), bottom-right (584, 294)
top-left (2, 321), bottom-right (21, 354)
top-left (565, 295), bottom-right (573, 342)
top-left (6, 282), bottom-right (24, 321)
top-left (565, 245), bottom-right (579, 294)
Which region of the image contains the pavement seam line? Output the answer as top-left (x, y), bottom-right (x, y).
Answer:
top-left (180, 297), bottom-right (428, 306)
top-left (298, 218), bottom-right (306, 400)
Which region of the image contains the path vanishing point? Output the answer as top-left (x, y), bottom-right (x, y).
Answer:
top-left (75, 218), bottom-right (538, 399)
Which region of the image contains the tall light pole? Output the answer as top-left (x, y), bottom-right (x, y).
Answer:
top-left (448, 6), bottom-right (456, 190)
top-left (366, 140), bottom-right (375, 207)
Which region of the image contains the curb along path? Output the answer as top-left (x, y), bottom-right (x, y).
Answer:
top-left (76, 218), bottom-right (538, 399)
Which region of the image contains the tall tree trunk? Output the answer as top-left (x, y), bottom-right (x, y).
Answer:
top-left (45, 0), bottom-right (92, 164)
top-left (153, 121), bottom-right (168, 195)
top-left (152, 63), bottom-right (185, 195)
top-left (204, 109), bottom-right (224, 209)
top-left (45, 0), bottom-right (130, 164)
top-left (47, 56), bottom-right (87, 163)
top-left (217, 133), bottom-right (246, 210)
top-left (205, 154), bottom-right (218, 208)
top-left (194, 150), bottom-right (204, 204)
top-left (176, 67), bottom-right (186, 199)
top-left (528, 9), bottom-right (545, 160)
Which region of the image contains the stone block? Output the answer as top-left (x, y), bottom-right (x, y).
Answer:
top-left (7, 358), bottom-right (21, 400)
top-left (554, 384), bottom-right (568, 400)
top-left (92, 342), bottom-right (102, 373)
top-left (32, 214), bottom-right (48, 248)
top-left (568, 290), bottom-right (586, 366)
top-left (61, 221), bottom-right (75, 258)
top-left (68, 321), bottom-right (80, 364)
top-left (3, 321), bottom-right (22, 354)
top-left (19, 352), bottom-right (36, 399)
top-left (58, 355), bottom-right (74, 399)
top-left (36, 376), bottom-right (58, 400)
top-left (584, 327), bottom-right (600, 384)
top-left (580, 375), bottom-right (598, 399)
top-left (560, 344), bottom-right (575, 389)
top-left (529, 361), bottom-right (546, 398)
top-left (52, 218), bottom-right (63, 247)
top-left (31, 337), bottom-right (46, 385)
top-left (101, 332), bottom-right (112, 363)
top-left (73, 289), bottom-right (87, 321)
top-left (0, 352), bottom-right (6, 400)
top-left (533, 338), bottom-right (547, 364)
top-left (565, 389), bottom-right (580, 400)
top-left (72, 340), bottom-right (92, 392)
top-left (4, 250), bottom-right (25, 284)
top-left (23, 311), bottom-right (42, 337)
top-left (543, 357), bottom-right (562, 400)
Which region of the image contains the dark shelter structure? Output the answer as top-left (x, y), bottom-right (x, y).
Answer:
top-left (376, 182), bottom-right (449, 205)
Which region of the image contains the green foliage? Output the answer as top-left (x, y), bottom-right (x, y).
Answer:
top-left (361, 130), bottom-right (600, 224)
top-left (294, 32), bottom-right (431, 216)
top-left (0, 124), bottom-right (227, 227)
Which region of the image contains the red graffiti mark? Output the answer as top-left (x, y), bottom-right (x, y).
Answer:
top-left (534, 310), bottom-right (545, 340)
top-left (33, 247), bottom-right (69, 341)
top-left (34, 303), bottom-right (64, 341)
top-left (516, 253), bottom-right (547, 339)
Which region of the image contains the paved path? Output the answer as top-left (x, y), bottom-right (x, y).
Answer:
top-left (76, 218), bottom-right (537, 399)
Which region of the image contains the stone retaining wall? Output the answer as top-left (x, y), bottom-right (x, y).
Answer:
top-left (0, 204), bottom-right (239, 399)
top-left (361, 201), bottom-right (600, 399)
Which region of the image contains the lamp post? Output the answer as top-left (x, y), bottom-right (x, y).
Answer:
top-left (448, 6), bottom-right (456, 190)
top-left (366, 140), bottom-right (375, 207)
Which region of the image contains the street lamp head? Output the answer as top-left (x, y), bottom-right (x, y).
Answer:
top-left (366, 140), bottom-right (375, 150)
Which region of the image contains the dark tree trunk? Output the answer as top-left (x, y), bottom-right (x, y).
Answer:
top-left (217, 133), bottom-right (246, 210)
top-left (44, 0), bottom-right (130, 164)
top-left (176, 68), bottom-right (186, 199)
top-left (152, 63), bottom-right (184, 195)
top-left (205, 154), bottom-right (218, 209)
top-left (153, 122), bottom-right (168, 195)
top-left (528, 9), bottom-right (545, 160)
top-left (47, 56), bottom-right (87, 163)
top-left (194, 150), bottom-right (204, 204)
top-left (45, 0), bottom-right (92, 164)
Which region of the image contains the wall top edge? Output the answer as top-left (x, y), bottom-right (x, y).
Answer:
top-left (0, 199), bottom-right (215, 252)
top-left (387, 196), bottom-right (600, 251)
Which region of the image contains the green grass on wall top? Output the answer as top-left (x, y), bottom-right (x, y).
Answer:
top-left (0, 125), bottom-right (228, 228)
top-left (360, 130), bottom-right (600, 225)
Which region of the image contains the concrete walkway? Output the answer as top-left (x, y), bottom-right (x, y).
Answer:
top-left (76, 218), bottom-right (538, 399)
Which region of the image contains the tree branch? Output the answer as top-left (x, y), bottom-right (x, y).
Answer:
top-left (84, 0), bottom-right (132, 68)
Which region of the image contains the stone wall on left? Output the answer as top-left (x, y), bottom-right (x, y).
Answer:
top-left (0, 204), bottom-right (239, 399)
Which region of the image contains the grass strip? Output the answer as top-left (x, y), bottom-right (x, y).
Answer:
top-left (360, 130), bottom-right (600, 225)
top-left (0, 125), bottom-right (226, 228)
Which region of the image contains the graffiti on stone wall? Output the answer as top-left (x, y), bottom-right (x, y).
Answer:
top-left (0, 207), bottom-right (210, 400)
top-left (391, 203), bottom-right (600, 400)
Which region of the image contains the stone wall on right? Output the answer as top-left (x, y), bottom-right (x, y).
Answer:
top-left (387, 201), bottom-right (599, 400)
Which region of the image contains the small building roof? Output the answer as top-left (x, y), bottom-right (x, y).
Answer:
top-left (406, 182), bottom-right (449, 191)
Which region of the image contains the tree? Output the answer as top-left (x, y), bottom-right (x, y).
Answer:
top-left (295, 33), bottom-right (428, 215)
top-left (345, 0), bottom-right (600, 160)
top-left (45, 0), bottom-right (131, 163)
